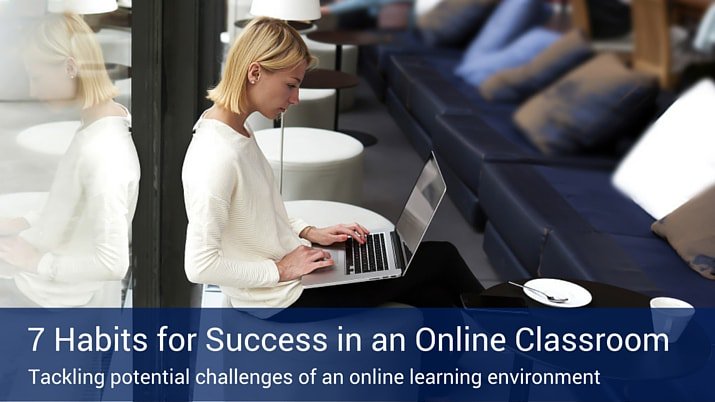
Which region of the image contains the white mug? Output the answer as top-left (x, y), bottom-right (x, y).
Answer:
top-left (650, 297), bottom-right (695, 343)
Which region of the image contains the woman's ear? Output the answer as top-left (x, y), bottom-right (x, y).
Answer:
top-left (247, 62), bottom-right (261, 84)
top-left (65, 57), bottom-right (79, 79)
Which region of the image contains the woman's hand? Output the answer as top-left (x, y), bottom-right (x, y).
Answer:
top-left (276, 245), bottom-right (334, 282)
top-left (0, 217), bottom-right (30, 236)
top-left (0, 236), bottom-right (41, 272)
top-left (301, 223), bottom-right (370, 246)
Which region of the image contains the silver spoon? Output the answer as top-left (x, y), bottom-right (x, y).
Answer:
top-left (508, 281), bottom-right (569, 303)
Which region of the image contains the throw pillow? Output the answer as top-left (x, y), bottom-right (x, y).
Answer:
top-left (455, 27), bottom-right (560, 86)
top-left (612, 79), bottom-right (715, 219)
top-left (514, 53), bottom-right (658, 156)
top-left (455, 0), bottom-right (550, 76)
top-left (417, 0), bottom-right (497, 48)
top-left (652, 185), bottom-right (715, 280)
top-left (479, 30), bottom-right (594, 102)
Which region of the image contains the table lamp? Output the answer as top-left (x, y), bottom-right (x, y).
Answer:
top-left (48, 0), bottom-right (118, 14)
top-left (249, 0), bottom-right (321, 21)
top-left (248, 0), bottom-right (321, 194)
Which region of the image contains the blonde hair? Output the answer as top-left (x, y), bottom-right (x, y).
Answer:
top-left (25, 13), bottom-right (118, 108)
top-left (208, 17), bottom-right (317, 115)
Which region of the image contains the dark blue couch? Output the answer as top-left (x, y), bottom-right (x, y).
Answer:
top-left (362, 47), bottom-right (626, 228)
top-left (478, 162), bottom-right (715, 307)
top-left (356, 23), bottom-right (713, 307)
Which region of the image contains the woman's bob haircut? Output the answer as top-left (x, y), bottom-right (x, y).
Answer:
top-left (25, 13), bottom-right (118, 109)
top-left (208, 17), bottom-right (317, 115)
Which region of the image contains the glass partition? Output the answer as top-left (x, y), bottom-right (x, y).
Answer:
top-left (0, 0), bottom-right (134, 308)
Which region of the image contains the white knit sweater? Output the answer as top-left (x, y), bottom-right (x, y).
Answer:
top-left (182, 117), bottom-right (310, 308)
top-left (17, 112), bottom-right (139, 307)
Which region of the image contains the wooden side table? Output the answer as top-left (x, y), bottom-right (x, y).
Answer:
top-left (306, 30), bottom-right (393, 146)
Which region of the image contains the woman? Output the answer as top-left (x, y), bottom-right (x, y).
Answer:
top-left (183, 17), bottom-right (482, 313)
top-left (0, 13), bottom-right (139, 307)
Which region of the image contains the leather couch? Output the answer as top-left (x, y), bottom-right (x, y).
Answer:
top-left (357, 29), bottom-right (715, 307)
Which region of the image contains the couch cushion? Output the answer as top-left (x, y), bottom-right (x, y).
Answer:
top-left (652, 185), bottom-right (715, 280)
top-left (609, 234), bottom-right (715, 306)
top-left (540, 230), bottom-right (715, 306)
top-left (361, 31), bottom-right (461, 75)
top-left (417, 0), bottom-right (497, 47)
top-left (478, 163), bottom-right (594, 275)
top-left (480, 30), bottom-right (594, 102)
top-left (612, 79), bottom-right (715, 219)
top-left (480, 162), bottom-right (714, 306)
top-left (514, 53), bottom-right (658, 155)
top-left (455, 27), bottom-right (560, 86)
top-left (432, 114), bottom-right (535, 194)
top-left (533, 165), bottom-right (656, 238)
top-left (386, 54), bottom-right (440, 106)
top-left (456, 0), bottom-right (549, 77)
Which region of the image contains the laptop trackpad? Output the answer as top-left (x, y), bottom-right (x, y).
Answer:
top-left (301, 248), bottom-right (345, 287)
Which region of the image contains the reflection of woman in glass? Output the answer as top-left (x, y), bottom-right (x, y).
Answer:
top-left (0, 13), bottom-right (139, 307)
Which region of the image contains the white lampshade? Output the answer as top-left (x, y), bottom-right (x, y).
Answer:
top-left (249, 0), bottom-right (321, 21)
top-left (48, 0), bottom-right (118, 14)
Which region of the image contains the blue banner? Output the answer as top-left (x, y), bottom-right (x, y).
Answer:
top-left (0, 308), bottom-right (713, 401)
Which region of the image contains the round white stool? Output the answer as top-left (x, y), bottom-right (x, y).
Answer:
top-left (247, 88), bottom-right (336, 131)
top-left (303, 36), bottom-right (358, 111)
top-left (255, 127), bottom-right (364, 203)
top-left (16, 121), bottom-right (80, 155)
top-left (285, 200), bottom-right (393, 231)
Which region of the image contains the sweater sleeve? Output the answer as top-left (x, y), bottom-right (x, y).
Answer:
top-left (183, 155), bottom-right (280, 288)
top-left (36, 187), bottom-right (131, 282)
top-left (37, 144), bottom-right (139, 282)
top-left (288, 216), bottom-right (311, 237)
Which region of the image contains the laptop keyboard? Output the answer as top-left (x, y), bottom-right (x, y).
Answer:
top-left (345, 233), bottom-right (389, 275)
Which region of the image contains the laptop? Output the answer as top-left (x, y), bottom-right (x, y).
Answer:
top-left (301, 152), bottom-right (446, 288)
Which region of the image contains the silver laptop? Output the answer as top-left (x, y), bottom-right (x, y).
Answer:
top-left (301, 152), bottom-right (446, 288)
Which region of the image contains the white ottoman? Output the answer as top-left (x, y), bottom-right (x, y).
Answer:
top-left (16, 121), bottom-right (80, 155)
top-left (285, 200), bottom-right (394, 232)
top-left (247, 88), bottom-right (337, 131)
top-left (303, 36), bottom-right (358, 111)
top-left (255, 127), bottom-right (364, 203)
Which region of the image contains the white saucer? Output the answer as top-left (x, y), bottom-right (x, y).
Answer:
top-left (522, 278), bottom-right (592, 308)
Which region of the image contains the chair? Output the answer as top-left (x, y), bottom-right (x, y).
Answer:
top-left (632, 0), bottom-right (677, 88)
top-left (630, 0), bottom-right (702, 89)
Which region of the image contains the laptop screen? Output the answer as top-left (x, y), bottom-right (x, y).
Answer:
top-left (394, 154), bottom-right (446, 268)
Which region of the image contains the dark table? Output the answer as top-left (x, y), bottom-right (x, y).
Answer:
top-left (105, 63), bottom-right (131, 81)
top-left (302, 68), bottom-right (359, 90)
top-left (482, 279), bottom-right (650, 308)
top-left (306, 31), bottom-right (393, 146)
top-left (475, 279), bottom-right (710, 401)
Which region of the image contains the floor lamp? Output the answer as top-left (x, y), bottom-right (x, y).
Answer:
top-left (249, 0), bottom-right (321, 194)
